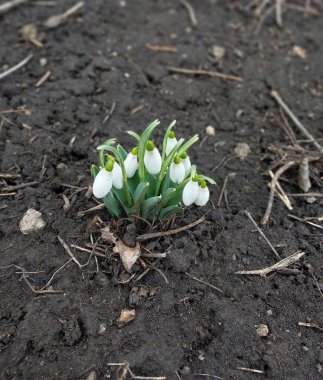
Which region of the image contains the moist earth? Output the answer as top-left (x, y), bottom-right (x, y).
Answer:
top-left (0, 1), bottom-right (323, 379)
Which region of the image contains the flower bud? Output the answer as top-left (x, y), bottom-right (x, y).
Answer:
top-left (93, 168), bottom-right (113, 198)
top-left (144, 141), bottom-right (162, 175)
top-left (112, 162), bottom-right (123, 189)
top-left (195, 181), bottom-right (210, 206)
top-left (166, 131), bottom-right (178, 156)
top-left (170, 156), bottom-right (185, 184)
top-left (182, 178), bottom-right (199, 206)
top-left (124, 148), bottom-right (138, 178)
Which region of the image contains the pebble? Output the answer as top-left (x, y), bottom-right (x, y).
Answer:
top-left (19, 209), bottom-right (46, 235)
top-left (256, 324), bottom-right (269, 337)
top-left (205, 125), bottom-right (216, 136)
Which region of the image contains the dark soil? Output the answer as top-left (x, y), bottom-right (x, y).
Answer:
top-left (1, 1), bottom-right (323, 379)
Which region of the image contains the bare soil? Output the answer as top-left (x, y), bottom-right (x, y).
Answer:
top-left (0, 1), bottom-right (322, 379)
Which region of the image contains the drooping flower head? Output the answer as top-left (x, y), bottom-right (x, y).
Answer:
top-left (166, 131), bottom-right (178, 156)
top-left (93, 159), bottom-right (114, 198)
top-left (182, 175), bottom-right (199, 206)
top-left (144, 140), bottom-right (162, 175)
top-left (195, 180), bottom-right (210, 206)
top-left (180, 151), bottom-right (191, 175)
top-left (124, 147), bottom-right (138, 178)
top-left (170, 155), bottom-right (185, 184)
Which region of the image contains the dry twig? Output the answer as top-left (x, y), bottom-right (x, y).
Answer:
top-left (185, 272), bottom-right (223, 293)
top-left (236, 251), bottom-right (305, 277)
top-left (262, 161), bottom-right (296, 225)
top-left (44, 1), bottom-right (84, 28)
top-left (270, 90), bottom-right (323, 154)
top-left (179, 0), bottom-right (197, 27)
top-left (298, 321), bottom-right (323, 332)
top-left (137, 215), bottom-right (205, 242)
top-left (288, 214), bottom-right (323, 231)
top-left (0, 54), bottom-right (33, 81)
top-left (168, 67), bottom-right (243, 82)
top-left (0, 0), bottom-right (28, 15)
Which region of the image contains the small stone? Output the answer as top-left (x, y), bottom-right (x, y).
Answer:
top-left (180, 366), bottom-right (191, 375)
top-left (291, 45), bottom-right (307, 59)
top-left (234, 142), bottom-right (250, 160)
top-left (56, 163), bottom-right (67, 170)
top-left (19, 209), bottom-right (46, 235)
top-left (267, 309), bottom-right (273, 316)
top-left (40, 57), bottom-right (47, 66)
top-left (256, 324), bottom-right (269, 337)
top-left (205, 125), bottom-right (216, 136)
top-left (98, 323), bottom-right (106, 335)
top-left (210, 45), bottom-right (225, 61)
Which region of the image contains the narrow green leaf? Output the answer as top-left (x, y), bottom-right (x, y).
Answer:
top-left (159, 205), bottom-right (183, 220)
top-left (133, 182), bottom-right (149, 204)
top-left (141, 196), bottom-right (162, 219)
top-left (161, 120), bottom-right (176, 162)
top-left (127, 131), bottom-right (141, 141)
top-left (198, 174), bottom-right (216, 185)
top-left (102, 192), bottom-right (121, 218)
top-left (117, 144), bottom-right (128, 160)
top-left (91, 165), bottom-right (99, 177)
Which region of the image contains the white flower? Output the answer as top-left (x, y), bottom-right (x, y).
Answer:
top-left (170, 161), bottom-right (185, 184)
top-left (93, 168), bottom-right (112, 198)
top-left (182, 179), bottom-right (199, 206)
top-left (195, 183), bottom-right (210, 206)
top-left (182, 155), bottom-right (191, 174)
top-left (166, 133), bottom-right (177, 156)
top-left (144, 144), bottom-right (162, 175)
top-left (124, 151), bottom-right (138, 178)
top-left (112, 162), bottom-right (123, 189)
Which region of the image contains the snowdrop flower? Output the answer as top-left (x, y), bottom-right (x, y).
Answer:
top-left (93, 160), bottom-right (114, 198)
top-left (170, 155), bottom-right (185, 184)
top-left (182, 176), bottom-right (199, 206)
top-left (195, 181), bottom-right (210, 206)
top-left (124, 147), bottom-right (138, 178)
top-left (165, 131), bottom-right (177, 156)
top-left (144, 140), bottom-right (162, 175)
top-left (111, 161), bottom-right (123, 189)
top-left (180, 151), bottom-right (191, 174)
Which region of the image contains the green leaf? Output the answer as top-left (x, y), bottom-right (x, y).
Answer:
top-left (178, 134), bottom-right (199, 156)
top-left (127, 172), bottom-right (140, 195)
top-left (102, 192), bottom-right (121, 218)
top-left (97, 138), bottom-right (116, 150)
top-left (198, 174), bottom-right (216, 185)
top-left (159, 205), bottom-right (183, 220)
top-left (141, 196), bottom-right (162, 219)
top-left (127, 131), bottom-right (141, 141)
top-left (133, 182), bottom-right (149, 204)
top-left (161, 187), bottom-right (176, 206)
top-left (161, 120), bottom-right (176, 162)
top-left (91, 165), bottom-right (99, 177)
top-left (117, 144), bottom-right (128, 160)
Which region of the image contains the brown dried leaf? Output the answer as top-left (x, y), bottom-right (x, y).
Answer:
top-left (114, 240), bottom-right (141, 273)
top-left (101, 226), bottom-right (117, 244)
top-left (298, 157), bottom-right (311, 192)
top-left (116, 309), bottom-right (136, 328)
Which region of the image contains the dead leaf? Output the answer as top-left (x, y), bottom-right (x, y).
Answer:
top-left (116, 309), bottom-right (136, 328)
top-left (101, 226), bottom-right (140, 272)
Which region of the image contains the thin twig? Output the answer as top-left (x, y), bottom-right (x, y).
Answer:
top-left (44, 1), bottom-right (84, 28)
top-left (0, 172), bottom-right (21, 179)
top-left (194, 374), bottom-right (222, 379)
top-left (268, 170), bottom-right (292, 210)
top-left (237, 367), bottom-right (264, 374)
top-left (0, 54), bottom-right (33, 81)
top-left (0, 0), bottom-right (28, 15)
top-left (1, 180), bottom-right (39, 192)
top-left (58, 236), bottom-right (83, 268)
top-left (35, 70), bottom-right (51, 88)
top-left (288, 214), bottom-right (323, 231)
top-left (70, 244), bottom-right (107, 258)
top-left (168, 67), bottom-right (243, 82)
top-left (262, 161), bottom-right (296, 225)
top-left (185, 272), bottom-right (224, 293)
top-left (235, 251), bottom-right (305, 277)
top-left (41, 259), bottom-right (72, 290)
top-left (137, 216), bottom-right (205, 242)
top-left (102, 101), bottom-right (116, 124)
top-left (270, 90), bottom-right (323, 153)
top-left (217, 173), bottom-right (236, 207)
top-left (298, 321), bottom-right (323, 332)
top-left (75, 204), bottom-right (105, 218)
top-left (245, 210), bottom-right (280, 260)
top-left (179, 0), bottom-right (198, 27)
top-left (275, 0), bottom-right (284, 27)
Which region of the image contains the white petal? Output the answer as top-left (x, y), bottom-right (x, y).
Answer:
top-left (182, 180), bottom-right (199, 206)
top-left (170, 162), bottom-right (185, 184)
top-left (93, 168), bottom-right (112, 198)
top-left (166, 137), bottom-right (178, 156)
top-left (195, 186), bottom-right (210, 206)
top-left (144, 148), bottom-right (162, 175)
top-left (112, 162), bottom-right (123, 189)
top-left (182, 156), bottom-right (191, 174)
top-left (124, 153), bottom-right (138, 178)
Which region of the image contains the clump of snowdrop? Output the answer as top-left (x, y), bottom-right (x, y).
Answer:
top-left (91, 119), bottom-right (215, 220)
